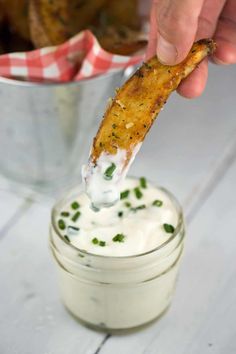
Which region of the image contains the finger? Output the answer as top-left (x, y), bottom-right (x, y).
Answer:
top-left (196, 0), bottom-right (226, 39)
top-left (177, 0), bottom-right (225, 98)
top-left (155, 0), bottom-right (204, 65)
top-left (213, 40), bottom-right (236, 64)
top-left (213, 0), bottom-right (236, 64)
top-left (146, 0), bottom-right (158, 60)
top-left (177, 59), bottom-right (208, 98)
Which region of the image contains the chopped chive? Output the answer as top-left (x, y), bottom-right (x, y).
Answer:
top-left (64, 235), bottom-right (70, 242)
top-left (92, 237), bottom-right (99, 245)
top-left (71, 211), bottom-right (81, 222)
top-left (118, 211), bottom-right (123, 218)
top-left (124, 202), bottom-right (131, 208)
top-left (112, 123), bottom-right (117, 129)
top-left (71, 201), bottom-right (80, 210)
top-left (153, 200), bottom-right (163, 207)
top-left (131, 204), bottom-right (146, 212)
top-left (61, 211), bottom-right (70, 217)
top-left (104, 163), bottom-right (116, 180)
top-left (120, 190), bottom-right (130, 199)
top-left (163, 223), bottom-right (175, 233)
top-left (112, 233), bottom-right (125, 242)
top-left (58, 219), bottom-right (66, 230)
top-left (140, 177), bottom-right (147, 189)
top-left (68, 226), bottom-right (80, 232)
top-left (134, 187), bottom-right (143, 199)
top-left (92, 238), bottom-right (106, 247)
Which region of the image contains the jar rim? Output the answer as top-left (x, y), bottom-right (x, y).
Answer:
top-left (51, 177), bottom-right (184, 260)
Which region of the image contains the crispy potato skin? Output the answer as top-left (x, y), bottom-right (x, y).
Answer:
top-left (2, 0), bottom-right (30, 41)
top-left (91, 39), bottom-right (216, 162)
top-left (29, 0), bottom-right (107, 48)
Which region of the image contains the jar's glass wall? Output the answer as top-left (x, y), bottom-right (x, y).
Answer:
top-left (55, 243), bottom-right (183, 330)
top-left (49, 181), bottom-right (185, 331)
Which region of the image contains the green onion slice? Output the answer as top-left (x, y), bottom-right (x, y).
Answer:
top-left (120, 190), bottom-right (130, 199)
top-left (140, 177), bottom-right (147, 189)
top-left (112, 234), bottom-right (125, 242)
top-left (163, 223), bottom-right (175, 233)
top-left (104, 163), bottom-right (116, 180)
top-left (153, 200), bottom-right (163, 207)
top-left (134, 187), bottom-right (143, 199)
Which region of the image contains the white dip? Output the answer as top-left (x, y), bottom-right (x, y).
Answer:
top-left (56, 177), bottom-right (178, 257)
top-left (51, 176), bottom-right (185, 330)
top-left (82, 144), bottom-right (141, 209)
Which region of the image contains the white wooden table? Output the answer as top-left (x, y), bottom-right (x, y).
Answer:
top-left (0, 63), bottom-right (236, 354)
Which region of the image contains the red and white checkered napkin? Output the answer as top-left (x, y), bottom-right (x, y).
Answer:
top-left (0, 30), bottom-right (144, 82)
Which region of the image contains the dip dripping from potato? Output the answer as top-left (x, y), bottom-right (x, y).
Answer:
top-left (82, 39), bottom-right (216, 210)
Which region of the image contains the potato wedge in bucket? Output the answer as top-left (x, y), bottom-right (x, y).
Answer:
top-left (102, 0), bottom-right (141, 30)
top-left (29, 0), bottom-right (107, 47)
top-left (82, 39), bottom-right (216, 209)
top-left (94, 25), bottom-right (147, 55)
top-left (2, 0), bottom-right (30, 41)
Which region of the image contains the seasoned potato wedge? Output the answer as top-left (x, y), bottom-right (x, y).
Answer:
top-left (98, 38), bottom-right (146, 56)
top-left (104, 0), bottom-right (141, 30)
top-left (94, 25), bottom-right (147, 55)
top-left (90, 39), bottom-right (216, 163)
top-left (2, 0), bottom-right (30, 41)
top-left (29, 0), bottom-right (107, 48)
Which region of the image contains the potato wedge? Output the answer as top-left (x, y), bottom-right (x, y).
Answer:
top-left (29, 0), bottom-right (107, 48)
top-left (99, 38), bottom-right (146, 55)
top-left (83, 39), bottom-right (216, 208)
top-left (93, 25), bottom-right (147, 55)
top-left (103, 0), bottom-right (141, 30)
top-left (92, 39), bottom-right (216, 161)
top-left (2, 0), bottom-right (30, 41)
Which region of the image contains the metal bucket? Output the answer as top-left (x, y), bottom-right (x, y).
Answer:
top-left (0, 70), bottom-right (125, 192)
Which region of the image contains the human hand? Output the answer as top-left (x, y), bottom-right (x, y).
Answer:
top-left (146, 0), bottom-right (236, 98)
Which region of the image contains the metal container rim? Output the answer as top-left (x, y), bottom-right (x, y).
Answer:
top-left (0, 68), bottom-right (124, 88)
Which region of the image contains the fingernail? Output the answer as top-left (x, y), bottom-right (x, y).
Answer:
top-left (156, 35), bottom-right (177, 65)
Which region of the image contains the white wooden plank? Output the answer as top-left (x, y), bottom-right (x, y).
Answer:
top-left (0, 202), bottom-right (105, 354)
top-left (0, 189), bottom-right (28, 231)
top-left (98, 144), bottom-right (236, 354)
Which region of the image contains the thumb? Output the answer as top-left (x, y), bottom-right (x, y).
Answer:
top-left (155, 0), bottom-right (204, 65)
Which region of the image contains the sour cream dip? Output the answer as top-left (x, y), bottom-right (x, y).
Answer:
top-left (56, 177), bottom-right (178, 256)
top-left (50, 177), bottom-right (185, 331)
top-left (82, 145), bottom-right (141, 209)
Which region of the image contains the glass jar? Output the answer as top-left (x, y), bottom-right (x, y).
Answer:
top-left (49, 182), bottom-right (185, 331)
